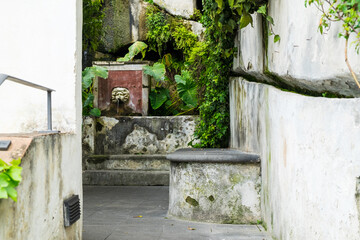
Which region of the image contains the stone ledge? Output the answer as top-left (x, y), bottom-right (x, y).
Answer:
top-left (167, 148), bottom-right (260, 163)
top-left (83, 170), bottom-right (169, 186)
top-left (88, 154), bottom-right (167, 162)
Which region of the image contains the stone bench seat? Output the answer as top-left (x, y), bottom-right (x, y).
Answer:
top-left (167, 148), bottom-right (261, 224)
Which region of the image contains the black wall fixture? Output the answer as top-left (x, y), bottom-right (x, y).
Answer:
top-left (0, 140), bottom-right (11, 151)
top-left (63, 195), bottom-right (81, 227)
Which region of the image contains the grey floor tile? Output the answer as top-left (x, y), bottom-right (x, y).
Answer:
top-left (83, 186), bottom-right (271, 240)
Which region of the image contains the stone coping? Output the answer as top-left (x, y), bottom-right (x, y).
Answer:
top-left (0, 132), bottom-right (61, 164)
top-left (166, 148), bottom-right (260, 163)
top-left (88, 154), bottom-right (167, 161)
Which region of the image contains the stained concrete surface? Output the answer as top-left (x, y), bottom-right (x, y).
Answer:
top-left (83, 186), bottom-right (270, 240)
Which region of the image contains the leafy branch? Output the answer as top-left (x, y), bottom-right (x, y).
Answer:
top-left (0, 158), bottom-right (22, 202)
top-left (82, 65), bottom-right (109, 117)
top-left (305, 0), bottom-right (360, 88)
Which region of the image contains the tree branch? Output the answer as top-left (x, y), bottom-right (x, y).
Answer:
top-left (345, 33), bottom-right (360, 88)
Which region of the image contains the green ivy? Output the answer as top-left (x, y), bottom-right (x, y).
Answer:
top-left (193, 0), bottom-right (275, 148)
top-left (83, 0), bottom-right (105, 52)
top-left (0, 158), bottom-right (22, 202)
top-left (146, 5), bottom-right (172, 55)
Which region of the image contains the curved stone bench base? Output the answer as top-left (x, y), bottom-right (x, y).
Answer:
top-left (167, 149), bottom-right (261, 224)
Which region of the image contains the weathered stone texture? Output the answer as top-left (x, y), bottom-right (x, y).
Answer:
top-left (83, 116), bottom-right (198, 155)
top-left (100, 0), bottom-right (148, 53)
top-left (153, 0), bottom-right (196, 19)
top-left (168, 162), bottom-right (261, 224)
top-left (85, 154), bottom-right (169, 171)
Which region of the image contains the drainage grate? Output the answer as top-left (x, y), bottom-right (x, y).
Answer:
top-left (63, 195), bottom-right (81, 227)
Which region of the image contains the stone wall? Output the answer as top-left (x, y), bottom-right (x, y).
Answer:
top-left (234, 0), bottom-right (360, 97)
top-left (99, 0), bottom-right (148, 53)
top-left (0, 134), bottom-right (82, 239)
top-left (230, 77), bottom-right (360, 240)
top-left (82, 116), bottom-right (198, 185)
top-left (153, 0), bottom-right (197, 19)
top-left (83, 116), bottom-right (198, 156)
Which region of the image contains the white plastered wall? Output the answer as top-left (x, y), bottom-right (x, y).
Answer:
top-left (230, 78), bottom-right (360, 240)
top-left (0, 0), bottom-right (82, 134)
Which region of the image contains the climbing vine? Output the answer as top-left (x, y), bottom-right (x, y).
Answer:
top-left (193, 0), bottom-right (275, 148)
top-left (305, 0), bottom-right (360, 87)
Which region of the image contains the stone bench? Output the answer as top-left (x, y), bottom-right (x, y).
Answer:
top-left (167, 148), bottom-right (261, 224)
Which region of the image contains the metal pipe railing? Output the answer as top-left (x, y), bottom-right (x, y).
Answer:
top-left (0, 73), bottom-right (56, 132)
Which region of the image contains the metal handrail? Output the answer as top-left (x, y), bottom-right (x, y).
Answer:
top-left (0, 73), bottom-right (56, 132)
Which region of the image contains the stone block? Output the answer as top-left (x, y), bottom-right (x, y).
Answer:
top-left (153, 0), bottom-right (196, 19)
top-left (167, 149), bottom-right (261, 224)
top-left (100, 0), bottom-right (148, 53)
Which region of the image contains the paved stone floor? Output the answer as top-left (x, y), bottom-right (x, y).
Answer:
top-left (83, 186), bottom-right (270, 240)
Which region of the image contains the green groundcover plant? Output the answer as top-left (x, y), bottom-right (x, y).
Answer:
top-left (0, 158), bottom-right (22, 202)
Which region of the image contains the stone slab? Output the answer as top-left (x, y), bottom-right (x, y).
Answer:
top-left (167, 148), bottom-right (260, 163)
top-left (83, 170), bottom-right (169, 186)
top-left (86, 154), bottom-right (169, 171)
top-left (0, 136), bottom-right (33, 164)
top-left (153, 0), bottom-right (196, 19)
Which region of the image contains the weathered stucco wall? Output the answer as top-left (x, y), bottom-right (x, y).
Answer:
top-left (0, 1), bottom-right (82, 238)
top-left (0, 0), bottom-right (82, 133)
top-left (230, 77), bottom-right (360, 240)
top-left (234, 1), bottom-right (360, 97)
top-left (0, 134), bottom-right (82, 240)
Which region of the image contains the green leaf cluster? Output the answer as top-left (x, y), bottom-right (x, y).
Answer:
top-left (82, 65), bottom-right (108, 117)
top-left (146, 5), bottom-right (172, 55)
top-left (117, 41), bottom-right (148, 61)
top-left (143, 4), bottom-right (200, 116)
top-left (0, 158), bottom-right (22, 202)
top-left (145, 63), bottom-right (198, 114)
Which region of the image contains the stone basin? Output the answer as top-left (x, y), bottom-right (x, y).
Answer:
top-left (167, 148), bottom-right (261, 224)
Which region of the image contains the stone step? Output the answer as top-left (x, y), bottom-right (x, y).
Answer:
top-left (83, 170), bottom-right (169, 186)
top-left (85, 154), bottom-right (169, 171)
